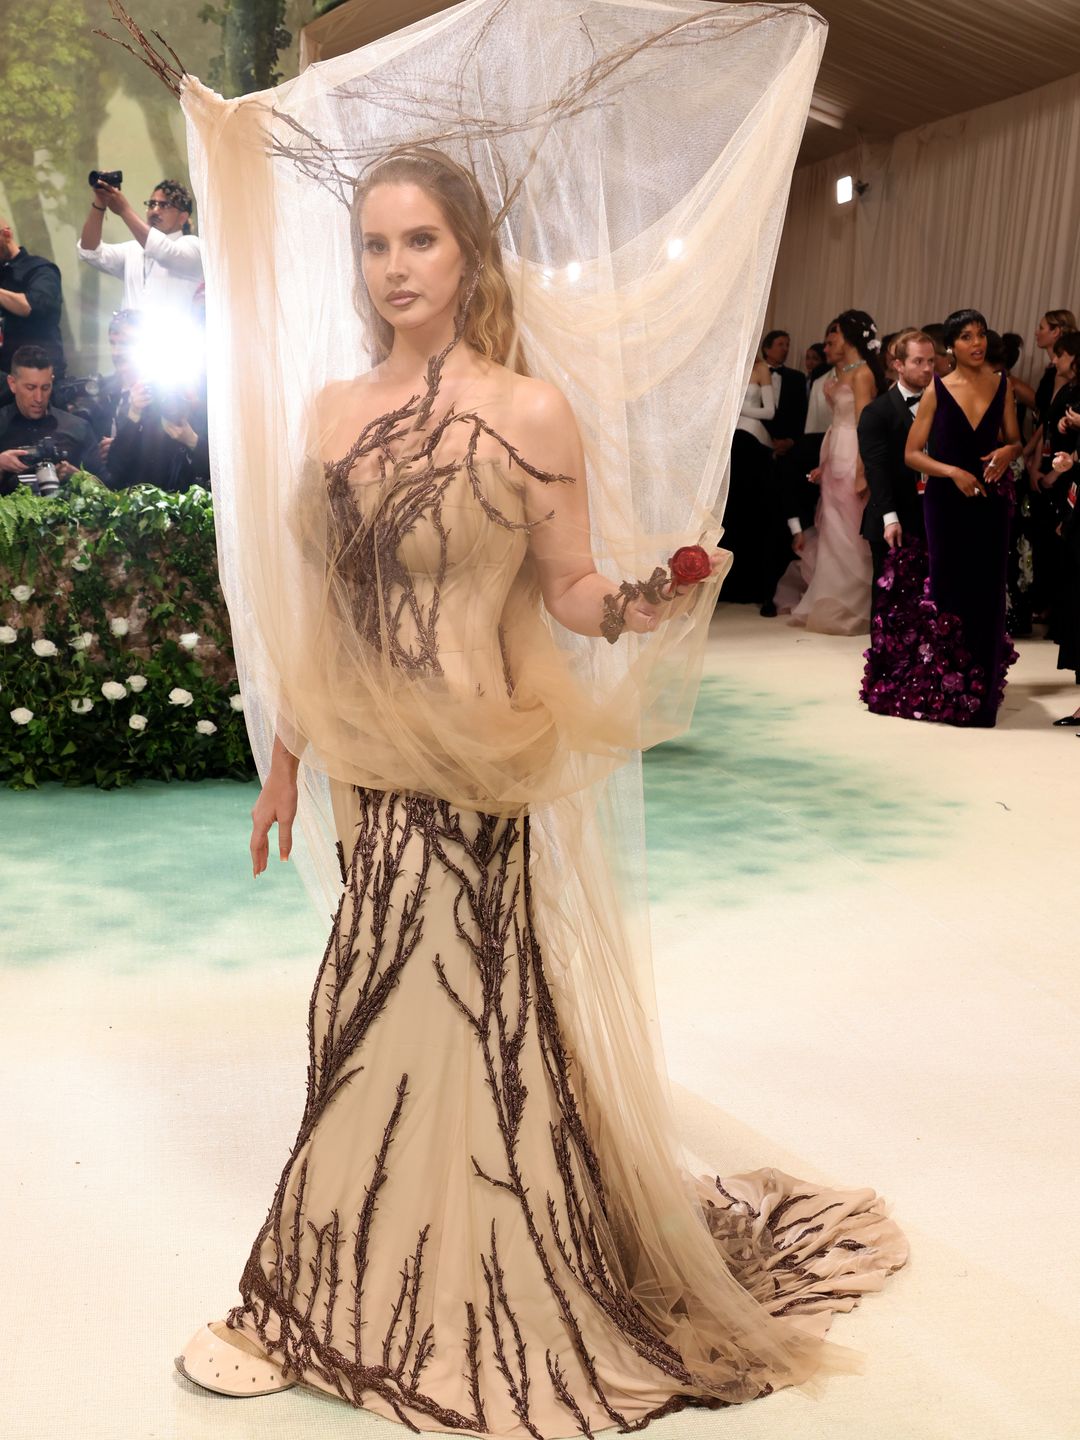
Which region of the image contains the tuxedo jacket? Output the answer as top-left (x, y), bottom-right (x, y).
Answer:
top-left (858, 385), bottom-right (925, 542)
top-left (764, 364), bottom-right (808, 443)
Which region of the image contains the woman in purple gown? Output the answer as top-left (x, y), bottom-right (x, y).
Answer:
top-left (861, 309), bottom-right (1023, 727)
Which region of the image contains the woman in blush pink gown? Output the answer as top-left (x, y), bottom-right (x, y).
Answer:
top-left (778, 310), bottom-right (882, 635)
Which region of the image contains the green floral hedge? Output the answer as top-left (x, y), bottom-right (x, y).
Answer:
top-left (0, 474), bottom-right (255, 789)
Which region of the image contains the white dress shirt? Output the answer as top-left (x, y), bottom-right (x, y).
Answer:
top-left (805, 370), bottom-right (832, 435)
top-left (75, 227), bottom-right (203, 313)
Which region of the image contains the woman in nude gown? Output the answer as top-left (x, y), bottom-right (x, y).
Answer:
top-left (171, 150), bottom-right (907, 1437)
top-left (775, 311), bottom-right (881, 635)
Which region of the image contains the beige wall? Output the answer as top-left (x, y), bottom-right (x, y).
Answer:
top-left (765, 68), bottom-right (1080, 385)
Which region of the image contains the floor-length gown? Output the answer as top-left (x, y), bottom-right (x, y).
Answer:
top-left (222, 445), bottom-right (907, 1437)
top-left (862, 372), bottom-right (1017, 726)
top-left (776, 380), bottom-right (872, 635)
top-left (1055, 463), bottom-right (1080, 683)
top-left (722, 380), bottom-right (776, 604)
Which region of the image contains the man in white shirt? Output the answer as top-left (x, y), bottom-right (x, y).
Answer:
top-left (77, 177), bottom-right (203, 315)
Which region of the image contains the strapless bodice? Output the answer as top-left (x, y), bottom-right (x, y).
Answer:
top-left (824, 378), bottom-right (858, 429)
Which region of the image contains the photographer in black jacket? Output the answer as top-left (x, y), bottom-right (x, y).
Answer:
top-left (0, 345), bottom-right (99, 495)
top-left (0, 217), bottom-right (65, 386)
top-left (106, 376), bottom-right (209, 492)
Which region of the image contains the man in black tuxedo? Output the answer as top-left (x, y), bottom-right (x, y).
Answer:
top-left (762, 329), bottom-right (807, 454)
top-left (857, 328), bottom-right (935, 599)
top-left (760, 328), bottom-right (809, 614)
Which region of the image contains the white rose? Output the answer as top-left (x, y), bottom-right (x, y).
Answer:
top-left (178, 632), bottom-right (199, 650)
top-left (129, 713), bottom-right (148, 731)
top-left (109, 617), bottom-right (130, 637)
top-left (127, 674), bottom-right (147, 692)
top-left (168, 687), bottom-right (194, 707)
top-left (11, 585), bottom-right (33, 604)
top-left (70, 697), bottom-right (94, 715)
top-left (229, 693), bottom-right (244, 712)
top-left (0, 626), bottom-right (17, 645)
top-left (195, 719), bottom-right (218, 736)
top-left (70, 632), bottom-right (94, 652)
top-left (32, 638), bottom-right (59, 657)
top-left (71, 556), bottom-right (91, 572)
top-left (101, 681), bottom-right (128, 701)
top-left (10, 707), bottom-right (33, 725)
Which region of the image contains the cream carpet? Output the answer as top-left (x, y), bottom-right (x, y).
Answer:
top-left (3, 604), bottom-right (1078, 1439)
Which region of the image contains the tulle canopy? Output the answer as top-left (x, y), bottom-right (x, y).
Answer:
top-left (176, 0), bottom-right (850, 1407)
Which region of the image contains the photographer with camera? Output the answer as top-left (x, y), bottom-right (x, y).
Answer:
top-left (105, 373), bottom-right (209, 493)
top-left (0, 217), bottom-right (65, 386)
top-left (77, 173), bottom-right (203, 312)
top-left (0, 345), bottom-right (100, 495)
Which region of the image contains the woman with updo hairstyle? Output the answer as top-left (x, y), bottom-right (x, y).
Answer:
top-left (775, 307), bottom-right (879, 634)
top-left (878, 307), bottom-right (1024, 727)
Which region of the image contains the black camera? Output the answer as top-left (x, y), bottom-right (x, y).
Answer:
top-left (146, 383), bottom-right (191, 426)
top-left (18, 434), bottom-right (69, 495)
top-left (89, 169), bottom-right (123, 189)
top-left (54, 375), bottom-right (102, 428)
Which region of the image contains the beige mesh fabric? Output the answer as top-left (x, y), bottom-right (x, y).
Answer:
top-left (182, 0), bottom-right (850, 1403)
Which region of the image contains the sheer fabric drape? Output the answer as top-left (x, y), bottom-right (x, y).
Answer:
top-left (180, 0), bottom-right (861, 1405)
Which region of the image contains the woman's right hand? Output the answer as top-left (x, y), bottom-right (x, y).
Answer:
top-left (806, 466), bottom-right (823, 486)
top-left (127, 381), bottom-right (152, 423)
top-left (250, 767), bottom-right (298, 877)
top-left (950, 466), bottom-right (985, 498)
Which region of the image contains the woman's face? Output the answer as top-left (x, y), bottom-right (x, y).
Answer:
top-left (804, 347), bottom-right (822, 374)
top-left (951, 322), bottom-right (987, 368)
top-left (360, 182), bottom-right (466, 337)
top-left (1054, 348), bottom-right (1077, 381)
top-left (1035, 316), bottom-right (1060, 351)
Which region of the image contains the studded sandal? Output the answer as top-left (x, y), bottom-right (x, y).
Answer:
top-left (174, 1324), bottom-right (296, 1397)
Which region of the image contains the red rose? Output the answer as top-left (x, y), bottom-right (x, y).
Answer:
top-left (668, 544), bottom-right (712, 587)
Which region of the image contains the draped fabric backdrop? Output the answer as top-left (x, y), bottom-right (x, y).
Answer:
top-left (766, 68), bottom-right (1080, 384)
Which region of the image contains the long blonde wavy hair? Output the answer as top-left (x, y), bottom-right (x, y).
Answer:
top-left (350, 148), bottom-right (528, 375)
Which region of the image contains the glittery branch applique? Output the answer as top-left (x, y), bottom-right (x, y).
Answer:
top-left (224, 787), bottom-right (901, 1435)
top-left (323, 317), bottom-right (572, 678)
top-left (225, 788), bottom-right (734, 1434)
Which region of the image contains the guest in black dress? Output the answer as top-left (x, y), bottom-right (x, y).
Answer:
top-left (1049, 440), bottom-right (1080, 723)
top-left (862, 310), bottom-right (1022, 727)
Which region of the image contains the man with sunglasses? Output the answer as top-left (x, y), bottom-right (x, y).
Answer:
top-left (77, 177), bottom-right (203, 313)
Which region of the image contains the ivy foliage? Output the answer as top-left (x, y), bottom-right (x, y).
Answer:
top-left (0, 474), bottom-right (255, 790)
top-left (197, 0), bottom-right (294, 95)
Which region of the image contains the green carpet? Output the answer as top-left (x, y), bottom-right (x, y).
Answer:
top-left (1, 670), bottom-right (960, 971)
top-left (0, 779), bottom-right (322, 972)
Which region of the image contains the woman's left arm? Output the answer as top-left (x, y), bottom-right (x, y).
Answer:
top-left (981, 381), bottom-right (1023, 482)
top-left (852, 366), bottom-right (876, 493)
top-left (519, 382), bottom-right (718, 638)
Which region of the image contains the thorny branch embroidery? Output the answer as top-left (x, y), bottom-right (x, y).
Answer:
top-left (323, 314), bottom-right (571, 680)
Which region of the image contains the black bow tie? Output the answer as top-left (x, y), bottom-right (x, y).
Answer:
top-left (903, 391), bottom-right (920, 407)
top-left (769, 366), bottom-right (782, 374)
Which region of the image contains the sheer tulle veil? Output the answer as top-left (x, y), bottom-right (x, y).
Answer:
top-left (178, 0), bottom-right (846, 1395)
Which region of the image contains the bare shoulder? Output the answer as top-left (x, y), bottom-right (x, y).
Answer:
top-left (507, 371), bottom-right (577, 429)
top-left (853, 363), bottom-right (876, 396)
top-left (492, 371), bottom-right (583, 476)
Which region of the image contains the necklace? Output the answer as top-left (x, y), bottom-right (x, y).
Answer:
top-left (836, 359), bottom-right (865, 377)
